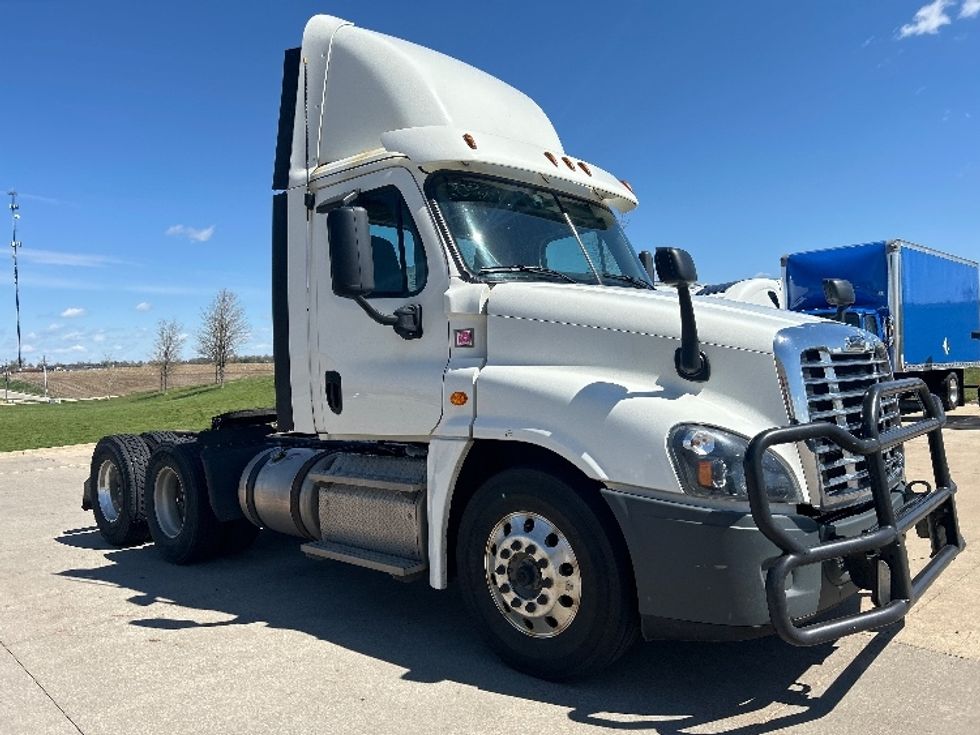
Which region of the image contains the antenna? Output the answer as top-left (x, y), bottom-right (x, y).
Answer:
top-left (8, 191), bottom-right (23, 369)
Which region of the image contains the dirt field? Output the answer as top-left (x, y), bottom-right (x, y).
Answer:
top-left (10, 362), bottom-right (274, 399)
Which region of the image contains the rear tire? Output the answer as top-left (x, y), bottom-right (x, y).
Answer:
top-left (89, 435), bottom-right (151, 547)
top-left (941, 371), bottom-right (961, 411)
top-left (456, 466), bottom-right (638, 680)
top-left (145, 442), bottom-right (220, 564)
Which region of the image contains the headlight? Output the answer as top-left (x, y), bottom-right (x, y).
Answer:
top-left (668, 424), bottom-right (801, 503)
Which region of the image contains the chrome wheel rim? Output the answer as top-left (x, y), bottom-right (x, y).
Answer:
top-left (949, 379), bottom-right (960, 407)
top-left (154, 466), bottom-right (185, 539)
top-left (485, 510), bottom-right (581, 638)
top-left (96, 459), bottom-right (124, 524)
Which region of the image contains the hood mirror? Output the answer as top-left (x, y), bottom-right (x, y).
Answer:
top-left (822, 278), bottom-right (855, 322)
top-left (655, 248), bottom-right (709, 382)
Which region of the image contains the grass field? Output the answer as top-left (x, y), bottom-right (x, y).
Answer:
top-left (10, 362), bottom-right (274, 400)
top-left (0, 375), bottom-right (275, 452)
top-left (966, 367), bottom-right (979, 387)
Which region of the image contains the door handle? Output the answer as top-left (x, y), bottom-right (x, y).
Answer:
top-left (325, 371), bottom-right (343, 414)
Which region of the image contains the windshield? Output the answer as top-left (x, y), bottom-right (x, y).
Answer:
top-left (429, 173), bottom-right (652, 287)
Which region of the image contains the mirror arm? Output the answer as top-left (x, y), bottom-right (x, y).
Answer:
top-left (675, 285), bottom-right (710, 381)
top-left (353, 297), bottom-right (423, 340)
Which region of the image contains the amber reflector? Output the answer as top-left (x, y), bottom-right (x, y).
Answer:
top-left (463, 133), bottom-right (478, 150)
top-left (450, 391), bottom-right (469, 406)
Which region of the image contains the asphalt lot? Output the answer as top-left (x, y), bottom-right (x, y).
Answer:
top-left (1, 406), bottom-right (979, 735)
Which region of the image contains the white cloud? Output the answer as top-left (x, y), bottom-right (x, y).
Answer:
top-left (45, 323), bottom-right (62, 332)
top-left (862, 35), bottom-right (875, 48)
top-left (961, 0), bottom-right (980, 18)
top-left (899, 0), bottom-right (953, 37)
top-left (62, 331), bottom-right (83, 340)
top-left (93, 334), bottom-right (106, 343)
top-left (60, 307), bottom-right (86, 318)
top-left (165, 224), bottom-right (215, 242)
top-left (21, 344), bottom-right (35, 354)
top-left (53, 344), bottom-right (87, 354)
top-left (135, 301), bottom-right (152, 312)
top-left (20, 249), bottom-right (125, 268)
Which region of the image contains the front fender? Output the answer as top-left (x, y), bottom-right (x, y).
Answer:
top-left (472, 356), bottom-right (805, 497)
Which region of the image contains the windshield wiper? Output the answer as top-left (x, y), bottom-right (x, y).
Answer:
top-left (476, 265), bottom-right (578, 283)
top-left (600, 273), bottom-right (655, 290)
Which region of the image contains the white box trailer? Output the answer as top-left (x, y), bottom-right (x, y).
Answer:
top-left (83, 15), bottom-right (963, 679)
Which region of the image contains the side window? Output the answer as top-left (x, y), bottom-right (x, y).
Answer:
top-left (353, 186), bottom-right (427, 297)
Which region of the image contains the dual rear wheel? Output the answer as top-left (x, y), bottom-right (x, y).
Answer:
top-left (89, 436), bottom-right (257, 561)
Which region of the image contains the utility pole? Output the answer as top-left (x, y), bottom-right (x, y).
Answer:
top-left (8, 191), bottom-right (24, 369)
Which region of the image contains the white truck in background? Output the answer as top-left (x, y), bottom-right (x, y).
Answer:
top-left (696, 277), bottom-right (783, 308)
top-left (82, 15), bottom-right (963, 679)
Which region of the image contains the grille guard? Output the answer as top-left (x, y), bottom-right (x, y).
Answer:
top-left (745, 377), bottom-right (964, 646)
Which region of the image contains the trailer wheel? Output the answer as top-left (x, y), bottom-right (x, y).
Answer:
top-left (89, 435), bottom-right (151, 546)
top-left (456, 467), bottom-right (637, 680)
top-left (941, 372), bottom-right (961, 411)
top-left (145, 443), bottom-right (219, 564)
top-left (141, 431), bottom-right (194, 451)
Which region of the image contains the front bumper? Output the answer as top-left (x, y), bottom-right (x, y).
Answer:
top-left (745, 378), bottom-right (963, 645)
top-left (602, 487), bottom-right (886, 640)
top-left (602, 377), bottom-right (964, 644)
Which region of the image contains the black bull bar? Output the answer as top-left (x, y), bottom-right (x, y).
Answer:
top-left (745, 377), bottom-right (964, 646)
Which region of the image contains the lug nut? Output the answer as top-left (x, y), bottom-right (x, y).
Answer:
top-left (537, 594), bottom-right (548, 605)
top-left (525, 544), bottom-right (537, 555)
top-left (500, 549), bottom-right (511, 559)
top-left (500, 583), bottom-right (511, 594)
top-left (525, 602), bottom-right (537, 613)
top-left (495, 565), bottom-right (505, 575)
top-left (511, 540), bottom-right (523, 551)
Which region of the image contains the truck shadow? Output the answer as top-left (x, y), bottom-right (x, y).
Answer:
top-left (56, 528), bottom-right (893, 734)
top-left (945, 414), bottom-right (980, 431)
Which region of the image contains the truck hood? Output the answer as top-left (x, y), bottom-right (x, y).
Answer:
top-left (484, 281), bottom-right (819, 354)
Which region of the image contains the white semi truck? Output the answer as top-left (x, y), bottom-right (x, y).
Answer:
top-left (82, 15), bottom-right (963, 679)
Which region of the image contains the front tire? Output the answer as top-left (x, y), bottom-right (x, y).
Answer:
top-left (89, 435), bottom-right (151, 546)
top-left (456, 466), bottom-right (637, 680)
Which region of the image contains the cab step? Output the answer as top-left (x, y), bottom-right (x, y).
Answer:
top-left (301, 539), bottom-right (427, 579)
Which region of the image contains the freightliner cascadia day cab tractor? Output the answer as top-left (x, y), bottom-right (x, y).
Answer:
top-left (82, 16), bottom-right (964, 679)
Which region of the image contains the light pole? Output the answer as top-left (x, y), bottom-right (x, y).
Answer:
top-left (8, 191), bottom-right (23, 369)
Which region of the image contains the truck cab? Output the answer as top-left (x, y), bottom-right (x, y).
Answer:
top-left (85, 15), bottom-right (964, 679)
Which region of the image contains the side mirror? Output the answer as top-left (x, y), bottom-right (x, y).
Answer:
top-left (654, 247), bottom-right (709, 381)
top-left (654, 247), bottom-right (698, 286)
top-left (822, 278), bottom-right (855, 322)
top-left (638, 250), bottom-right (656, 282)
top-left (327, 206), bottom-right (374, 297)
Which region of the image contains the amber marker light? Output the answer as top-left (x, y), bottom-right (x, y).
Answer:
top-left (544, 152), bottom-right (559, 167)
top-left (620, 179), bottom-right (635, 193)
top-left (463, 133), bottom-right (478, 150)
top-left (577, 161), bottom-right (592, 176)
top-left (450, 391), bottom-right (469, 406)
top-left (561, 156), bottom-right (576, 171)
top-left (697, 460), bottom-right (714, 488)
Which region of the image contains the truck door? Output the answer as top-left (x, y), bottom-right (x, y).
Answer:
top-left (309, 167), bottom-right (449, 438)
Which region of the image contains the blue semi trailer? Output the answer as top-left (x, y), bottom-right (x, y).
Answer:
top-left (783, 239), bottom-right (980, 410)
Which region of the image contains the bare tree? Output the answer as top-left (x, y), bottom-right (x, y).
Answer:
top-left (152, 320), bottom-right (185, 393)
top-left (197, 289), bottom-right (249, 385)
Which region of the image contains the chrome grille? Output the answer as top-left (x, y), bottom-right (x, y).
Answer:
top-left (800, 346), bottom-right (904, 505)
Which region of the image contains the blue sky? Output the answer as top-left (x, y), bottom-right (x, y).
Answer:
top-left (2, 0), bottom-right (978, 365)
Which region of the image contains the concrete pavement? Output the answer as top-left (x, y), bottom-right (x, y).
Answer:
top-left (1, 408), bottom-right (979, 735)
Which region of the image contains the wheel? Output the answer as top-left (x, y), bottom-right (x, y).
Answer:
top-left (941, 371), bottom-right (961, 411)
top-left (141, 430), bottom-right (194, 450)
top-left (456, 466), bottom-right (638, 680)
top-left (89, 435), bottom-right (151, 546)
top-left (145, 442), bottom-right (220, 564)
